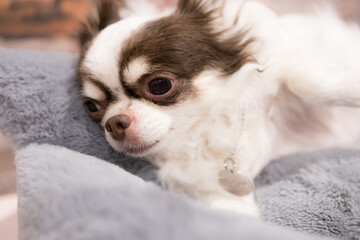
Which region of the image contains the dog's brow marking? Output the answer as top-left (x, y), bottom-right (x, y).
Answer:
top-left (123, 57), bottom-right (150, 85)
top-left (82, 81), bottom-right (106, 100)
top-left (85, 78), bottom-right (118, 103)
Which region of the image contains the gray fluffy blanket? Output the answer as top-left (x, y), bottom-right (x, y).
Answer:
top-left (1, 48), bottom-right (359, 240)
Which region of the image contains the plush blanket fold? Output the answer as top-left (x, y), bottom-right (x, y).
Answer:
top-left (16, 144), bottom-right (320, 240)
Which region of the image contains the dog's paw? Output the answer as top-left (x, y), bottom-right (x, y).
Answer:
top-left (210, 194), bottom-right (260, 217)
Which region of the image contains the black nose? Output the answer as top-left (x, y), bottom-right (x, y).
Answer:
top-left (105, 114), bottom-right (132, 141)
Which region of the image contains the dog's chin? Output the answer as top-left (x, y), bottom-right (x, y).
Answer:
top-left (107, 137), bottom-right (160, 157)
top-left (122, 141), bottom-right (160, 156)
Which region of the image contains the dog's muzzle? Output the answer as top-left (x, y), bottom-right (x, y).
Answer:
top-left (105, 114), bottom-right (132, 141)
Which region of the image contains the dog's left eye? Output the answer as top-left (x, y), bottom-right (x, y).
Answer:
top-left (148, 78), bottom-right (173, 95)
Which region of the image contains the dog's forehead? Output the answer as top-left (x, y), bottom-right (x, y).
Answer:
top-left (119, 14), bottom-right (206, 82)
top-left (83, 17), bottom-right (151, 90)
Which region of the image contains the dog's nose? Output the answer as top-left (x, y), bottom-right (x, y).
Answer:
top-left (105, 114), bottom-right (132, 141)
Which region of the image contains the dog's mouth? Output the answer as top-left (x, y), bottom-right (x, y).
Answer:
top-left (123, 141), bottom-right (160, 155)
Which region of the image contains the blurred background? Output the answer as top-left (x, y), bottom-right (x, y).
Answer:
top-left (0, 0), bottom-right (92, 52)
top-left (0, 0), bottom-right (359, 52)
top-left (0, 0), bottom-right (359, 239)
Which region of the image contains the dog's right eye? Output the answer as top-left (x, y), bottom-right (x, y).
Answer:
top-left (148, 78), bottom-right (173, 96)
top-left (140, 73), bottom-right (178, 105)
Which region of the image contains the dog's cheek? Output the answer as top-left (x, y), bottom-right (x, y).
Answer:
top-left (131, 102), bottom-right (173, 143)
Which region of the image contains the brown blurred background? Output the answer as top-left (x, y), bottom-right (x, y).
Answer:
top-left (0, 0), bottom-right (359, 52)
top-left (0, 0), bottom-right (92, 52)
top-left (0, 0), bottom-right (91, 38)
top-left (0, 0), bottom-right (360, 239)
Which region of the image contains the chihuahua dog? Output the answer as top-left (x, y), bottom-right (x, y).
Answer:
top-left (77, 0), bottom-right (360, 216)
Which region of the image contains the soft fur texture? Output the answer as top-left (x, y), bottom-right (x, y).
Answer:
top-left (16, 144), bottom-right (322, 240)
top-left (78, 0), bottom-right (360, 215)
top-left (1, 48), bottom-right (360, 239)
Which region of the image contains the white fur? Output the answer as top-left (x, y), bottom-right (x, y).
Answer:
top-left (82, 81), bottom-right (105, 100)
top-left (123, 57), bottom-right (150, 85)
top-left (83, 0), bottom-right (360, 217)
top-left (103, 101), bottom-right (172, 155)
top-left (83, 17), bottom-right (151, 90)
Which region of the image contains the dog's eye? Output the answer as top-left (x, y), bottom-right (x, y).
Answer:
top-left (83, 98), bottom-right (105, 122)
top-left (85, 100), bottom-right (100, 113)
top-left (148, 78), bottom-right (173, 95)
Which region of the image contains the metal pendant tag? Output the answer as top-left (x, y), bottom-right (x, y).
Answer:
top-left (219, 157), bottom-right (254, 196)
top-left (219, 169), bottom-right (254, 196)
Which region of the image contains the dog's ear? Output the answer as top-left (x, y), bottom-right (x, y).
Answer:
top-left (79, 0), bottom-right (120, 48)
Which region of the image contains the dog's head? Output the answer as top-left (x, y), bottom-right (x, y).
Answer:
top-left (77, 0), bottom-right (257, 158)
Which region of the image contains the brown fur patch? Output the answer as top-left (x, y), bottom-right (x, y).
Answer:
top-left (78, 0), bottom-right (120, 47)
top-left (118, 0), bottom-right (255, 105)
